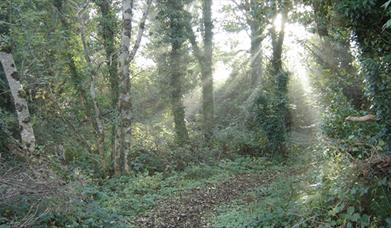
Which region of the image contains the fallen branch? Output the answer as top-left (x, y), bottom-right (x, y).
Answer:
top-left (345, 114), bottom-right (376, 122)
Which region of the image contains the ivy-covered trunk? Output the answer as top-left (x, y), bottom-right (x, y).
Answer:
top-left (333, 0), bottom-right (391, 152)
top-left (94, 0), bottom-right (119, 173)
top-left (201, 0), bottom-right (215, 142)
top-left (53, 0), bottom-right (98, 154)
top-left (270, 0), bottom-right (288, 154)
top-left (170, 42), bottom-right (189, 145)
top-left (164, 0), bottom-right (190, 145)
top-left (186, 0), bottom-right (215, 143)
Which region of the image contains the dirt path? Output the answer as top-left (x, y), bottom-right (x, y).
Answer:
top-left (135, 172), bottom-right (277, 228)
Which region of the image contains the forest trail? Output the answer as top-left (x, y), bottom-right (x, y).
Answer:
top-left (135, 131), bottom-right (317, 228)
top-left (135, 172), bottom-right (279, 227)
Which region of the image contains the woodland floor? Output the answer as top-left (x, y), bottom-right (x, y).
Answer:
top-left (136, 173), bottom-right (278, 227)
top-left (134, 129), bottom-right (317, 228)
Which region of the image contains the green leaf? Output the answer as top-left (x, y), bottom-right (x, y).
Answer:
top-left (351, 213), bottom-right (360, 222)
top-left (383, 19), bottom-right (391, 30)
top-left (347, 206), bottom-right (355, 216)
top-left (382, 0), bottom-right (391, 8)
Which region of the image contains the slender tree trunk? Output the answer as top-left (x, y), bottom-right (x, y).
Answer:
top-left (201, 0), bottom-right (214, 142)
top-left (114, 0), bottom-right (152, 175)
top-left (80, 13), bottom-right (106, 171)
top-left (0, 52), bottom-right (36, 153)
top-left (312, 0), bottom-right (329, 37)
top-left (250, 24), bottom-right (263, 82)
top-left (94, 0), bottom-right (119, 172)
top-left (115, 0), bottom-right (134, 176)
top-left (187, 0), bottom-right (215, 142)
top-left (53, 0), bottom-right (97, 151)
top-left (271, 12), bottom-right (286, 76)
top-left (249, 0), bottom-right (263, 85)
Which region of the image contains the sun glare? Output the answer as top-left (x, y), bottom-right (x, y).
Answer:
top-left (285, 23), bottom-right (312, 94)
top-left (273, 13), bottom-right (283, 32)
top-left (285, 22), bottom-right (321, 126)
top-left (213, 61), bottom-right (232, 83)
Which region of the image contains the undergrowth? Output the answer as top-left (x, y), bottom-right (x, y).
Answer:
top-left (210, 138), bottom-right (391, 227)
top-left (0, 156), bottom-right (272, 227)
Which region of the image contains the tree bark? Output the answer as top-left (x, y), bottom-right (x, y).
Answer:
top-left (270, 0), bottom-right (288, 154)
top-left (248, 0), bottom-right (263, 85)
top-left (186, 0), bottom-right (215, 142)
top-left (169, 34), bottom-right (189, 145)
top-left (201, 0), bottom-right (214, 142)
top-left (0, 52), bottom-right (36, 153)
top-left (115, 0), bottom-right (152, 175)
top-left (115, 0), bottom-right (134, 176)
top-left (94, 0), bottom-right (119, 172)
top-left (250, 21), bottom-right (263, 85)
top-left (271, 9), bottom-right (286, 76)
top-left (346, 114), bottom-right (376, 122)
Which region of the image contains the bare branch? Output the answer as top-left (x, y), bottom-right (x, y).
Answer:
top-left (128, 0), bottom-right (153, 62)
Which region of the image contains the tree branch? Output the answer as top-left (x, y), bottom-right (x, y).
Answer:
top-left (346, 114), bottom-right (376, 122)
top-left (185, 21), bottom-right (204, 64)
top-left (128, 0), bottom-right (153, 62)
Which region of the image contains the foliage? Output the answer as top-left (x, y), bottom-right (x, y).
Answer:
top-left (211, 141), bottom-right (391, 227)
top-left (0, 157), bottom-right (269, 226)
top-left (309, 0), bottom-right (391, 152)
top-left (248, 71), bottom-right (291, 155)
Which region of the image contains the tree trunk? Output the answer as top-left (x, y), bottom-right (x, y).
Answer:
top-left (53, 0), bottom-right (96, 153)
top-left (170, 41), bottom-right (189, 145)
top-left (115, 0), bottom-right (134, 176)
top-left (270, 0), bottom-right (288, 154)
top-left (115, 0), bottom-right (151, 176)
top-left (80, 13), bottom-right (106, 171)
top-left (248, 0), bottom-right (263, 85)
top-left (94, 0), bottom-right (119, 173)
top-left (201, 0), bottom-right (214, 142)
top-left (250, 21), bottom-right (262, 85)
top-left (0, 52), bottom-right (36, 153)
top-left (187, 0), bottom-right (215, 142)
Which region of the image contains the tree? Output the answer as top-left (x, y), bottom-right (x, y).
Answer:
top-left (269, 0), bottom-right (289, 154)
top-left (330, 0), bottom-right (391, 151)
top-left (53, 0), bottom-right (106, 165)
top-left (186, 0), bottom-right (215, 142)
top-left (247, 0), bottom-right (265, 85)
top-left (0, 52), bottom-right (36, 153)
top-left (79, 10), bottom-right (106, 170)
top-left (94, 0), bottom-right (120, 170)
top-left (156, 0), bottom-right (190, 145)
top-left (115, 0), bottom-right (152, 175)
top-left (310, 0), bottom-right (365, 110)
